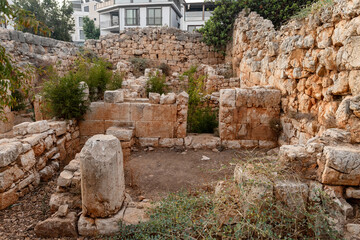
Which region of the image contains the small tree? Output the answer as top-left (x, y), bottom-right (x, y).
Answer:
top-left (83, 16), bottom-right (100, 40)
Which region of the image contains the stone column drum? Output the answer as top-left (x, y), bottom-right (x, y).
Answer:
top-left (80, 134), bottom-right (125, 218)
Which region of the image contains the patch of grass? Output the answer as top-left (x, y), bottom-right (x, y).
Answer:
top-left (292, 0), bottom-right (334, 20)
top-left (107, 71), bottom-right (125, 90)
top-left (158, 63), bottom-right (170, 76)
top-left (146, 71), bottom-right (168, 96)
top-left (117, 156), bottom-right (341, 240)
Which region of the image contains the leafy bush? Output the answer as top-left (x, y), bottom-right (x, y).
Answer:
top-left (73, 56), bottom-right (113, 101)
top-left (199, 0), bottom-right (316, 54)
top-left (11, 89), bottom-right (27, 111)
top-left (145, 72), bottom-right (168, 96)
top-left (117, 157), bottom-right (341, 239)
top-left (158, 62), bottom-right (170, 76)
top-left (182, 66), bottom-right (218, 133)
top-left (107, 71), bottom-right (125, 90)
top-left (130, 58), bottom-right (149, 77)
top-left (42, 73), bottom-right (88, 120)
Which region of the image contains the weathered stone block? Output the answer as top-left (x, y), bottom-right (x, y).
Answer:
top-left (106, 126), bottom-right (134, 141)
top-left (104, 90), bottom-right (124, 103)
top-left (48, 121), bottom-right (67, 136)
top-left (79, 120), bottom-right (105, 136)
top-left (13, 122), bottom-right (30, 135)
top-left (135, 121), bottom-right (174, 138)
top-left (35, 212), bottom-right (78, 238)
top-left (0, 142), bottom-right (23, 168)
top-left (27, 120), bottom-right (50, 134)
top-left (80, 135), bottom-right (125, 218)
top-left (0, 188), bottom-right (18, 210)
top-left (19, 150), bottom-right (36, 172)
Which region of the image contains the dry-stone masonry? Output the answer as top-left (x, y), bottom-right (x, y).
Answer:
top-left (85, 27), bottom-right (224, 73)
top-left (0, 28), bottom-right (78, 76)
top-left (0, 120), bottom-right (80, 210)
top-left (227, 0), bottom-right (360, 145)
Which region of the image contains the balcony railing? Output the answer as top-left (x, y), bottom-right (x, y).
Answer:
top-left (97, 0), bottom-right (180, 10)
top-left (100, 20), bottom-right (120, 28)
top-left (185, 11), bottom-right (212, 21)
top-left (97, 0), bottom-right (115, 10)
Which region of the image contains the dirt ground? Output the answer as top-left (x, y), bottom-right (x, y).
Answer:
top-left (125, 148), bottom-right (261, 201)
top-left (0, 148), bottom-right (267, 239)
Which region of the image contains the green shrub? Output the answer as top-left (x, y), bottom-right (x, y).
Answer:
top-left (182, 66), bottom-right (218, 133)
top-left (107, 71), bottom-right (125, 90)
top-left (158, 62), bottom-right (170, 76)
top-left (188, 106), bottom-right (218, 133)
top-left (42, 73), bottom-right (88, 120)
top-left (146, 72), bottom-right (168, 96)
top-left (130, 58), bottom-right (149, 77)
top-left (73, 56), bottom-right (113, 101)
top-left (11, 89), bottom-right (27, 111)
top-left (198, 0), bottom-right (316, 54)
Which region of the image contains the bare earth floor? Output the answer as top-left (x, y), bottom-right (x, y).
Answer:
top-left (0, 148), bottom-right (267, 239)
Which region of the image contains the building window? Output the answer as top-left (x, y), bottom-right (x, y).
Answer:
top-left (79, 17), bottom-right (83, 27)
top-left (147, 8), bottom-right (162, 25)
top-left (125, 9), bottom-right (139, 26)
top-left (111, 12), bottom-right (119, 26)
top-left (80, 30), bottom-right (85, 40)
top-left (84, 6), bottom-right (89, 12)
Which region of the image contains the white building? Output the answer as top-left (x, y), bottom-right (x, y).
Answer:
top-left (71, 0), bottom-right (101, 44)
top-left (96, 0), bottom-right (214, 35)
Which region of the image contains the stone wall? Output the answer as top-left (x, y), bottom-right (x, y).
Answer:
top-left (0, 28), bottom-right (79, 76)
top-left (84, 27), bottom-right (225, 73)
top-left (227, 0), bottom-right (360, 145)
top-left (79, 90), bottom-right (188, 148)
top-left (219, 87), bottom-right (281, 149)
top-left (0, 120), bottom-right (80, 210)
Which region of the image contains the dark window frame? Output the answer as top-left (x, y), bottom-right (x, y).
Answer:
top-left (147, 7), bottom-right (162, 26)
top-left (125, 8), bottom-right (140, 26)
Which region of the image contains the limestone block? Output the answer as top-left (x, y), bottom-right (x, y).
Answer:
top-left (80, 135), bottom-right (125, 218)
top-left (149, 92), bottom-right (160, 104)
top-left (0, 142), bottom-right (23, 168)
top-left (104, 90), bottom-right (124, 103)
top-left (346, 223), bottom-right (360, 236)
top-left (321, 128), bottom-right (351, 143)
top-left (320, 146), bottom-right (360, 186)
top-left (160, 93), bottom-right (176, 104)
top-left (159, 138), bottom-right (184, 147)
top-left (0, 166), bottom-right (23, 192)
top-left (345, 187), bottom-right (360, 199)
top-left (279, 145), bottom-right (316, 179)
top-left (13, 122), bottom-right (30, 135)
top-left (19, 150), bottom-right (36, 172)
top-left (79, 120), bottom-right (105, 136)
top-left (349, 70), bottom-right (360, 95)
top-left (27, 120), bottom-right (50, 134)
top-left (106, 126), bottom-right (134, 141)
top-left (350, 96), bottom-right (360, 118)
top-left (48, 121), bottom-right (67, 136)
top-left (123, 206), bottom-right (150, 225)
top-left (176, 91), bottom-right (189, 105)
top-left (135, 121), bottom-right (174, 138)
top-left (78, 207), bottom-right (125, 236)
top-left (335, 96), bottom-right (352, 128)
top-left (0, 187), bottom-right (18, 210)
top-left (79, 81), bottom-right (89, 101)
top-left (274, 181), bottom-right (309, 209)
top-left (34, 212), bottom-right (78, 238)
top-left (138, 137), bottom-right (159, 147)
top-left (329, 71), bottom-right (349, 95)
top-left (220, 89), bottom-right (236, 107)
top-left (57, 170), bottom-right (74, 188)
top-left (49, 192), bottom-right (81, 213)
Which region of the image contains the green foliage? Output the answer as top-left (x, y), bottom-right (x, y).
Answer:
top-left (0, 0), bottom-right (49, 121)
top-left (292, 0), bottom-right (334, 20)
top-left (182, 66), bottom-right (218, 133)
top-left (73, 55), bottom-right (113, 101)
top-left (158, 62), bottom-right (170, 76)
top-left (199, 0), bottom-right (316, 54)
top-left (117, 157), bottom-right (341, 239)
top-left (130, 58), bottom-right (149, 77)
top-left (107, 71), bottom-right (125, 90)
top-left (14, 0), bottom-right (74, 41)
top-left (42, 73), bottom-right (88, 120)
top-left (11, 89), bottom-right (27, 111)
top-left (83, 16), bottom-right (100, 40)
top-left (146, 72), bottom-right (168, 96)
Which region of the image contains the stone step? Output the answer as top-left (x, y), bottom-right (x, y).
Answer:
top-left (106, 126), bottom-right (135, 142)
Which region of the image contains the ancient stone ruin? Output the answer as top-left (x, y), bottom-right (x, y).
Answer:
top-left (2, 0), bottom-right (360, 238)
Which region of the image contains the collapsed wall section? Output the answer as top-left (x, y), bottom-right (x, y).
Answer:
top-left (0, 120), bottom-right (80, 210)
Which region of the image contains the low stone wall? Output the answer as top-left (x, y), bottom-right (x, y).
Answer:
top-left (0, 28), bottom-right (79, 77)
top-left (0, 120), bottom-right (80, 210)
top-left (79, 91), bottom-right (189, 147)
top-left (219, 87), bottom-right (281, 148)
top-left (84, 27), bottom-right (225, 73)
top-left (227, 0), bottom-right (360, 145)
